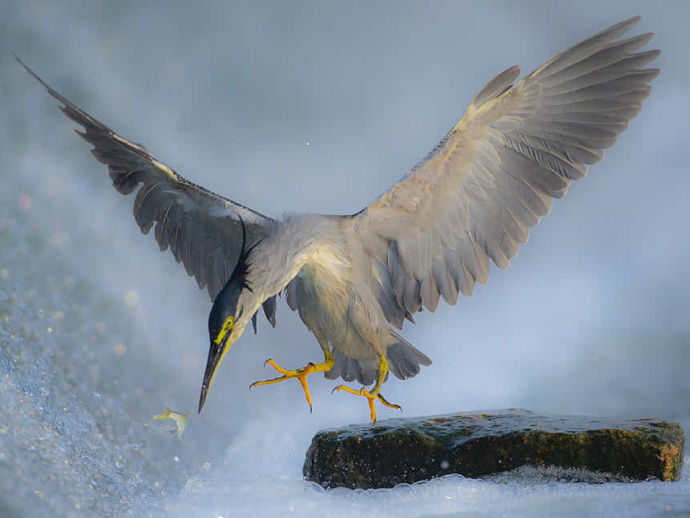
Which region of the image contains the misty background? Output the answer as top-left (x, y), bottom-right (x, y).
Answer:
top-left (1, 1), bottom-right (689, 516)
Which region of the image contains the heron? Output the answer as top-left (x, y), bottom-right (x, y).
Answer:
top-left (17, 17), bottom-right (659, 424)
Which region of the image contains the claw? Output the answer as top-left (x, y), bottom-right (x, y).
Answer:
top-left (332, 384), bottom-right (401, 426)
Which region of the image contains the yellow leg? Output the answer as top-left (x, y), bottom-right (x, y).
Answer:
top-left (332, 355), bottom-right (401, 426)
top-left (249, 350), bottom-right (334, 411)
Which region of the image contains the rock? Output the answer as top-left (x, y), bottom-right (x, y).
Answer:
top-left (303, 409), bottom-right (685, 489)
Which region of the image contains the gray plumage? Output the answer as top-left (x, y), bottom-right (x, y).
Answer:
top-left (17, 16), bottom-right (659, 418)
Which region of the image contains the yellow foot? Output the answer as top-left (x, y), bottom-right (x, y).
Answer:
top-left (332, 385), bottom-right (402, 426)
top-left (249, 358), bottom-right (332, 412)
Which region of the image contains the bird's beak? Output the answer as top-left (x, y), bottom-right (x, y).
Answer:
top-left (198, 325), bottom-right (239, 413)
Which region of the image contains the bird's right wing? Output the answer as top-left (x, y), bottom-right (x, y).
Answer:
top-left (18, 57), bottom-right (277, 322)
top-left (345, 17), bottom-right (659, 328)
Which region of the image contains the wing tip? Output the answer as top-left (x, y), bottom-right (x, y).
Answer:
top-left (14, 54), bottom-right (71, 107)
top-left (602, 16), bottom-right (642, 37)
top-left (14, 54), bottom-right (44, 89)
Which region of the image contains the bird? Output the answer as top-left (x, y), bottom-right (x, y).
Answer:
top-left (17, 17), bottom-right (659, 424)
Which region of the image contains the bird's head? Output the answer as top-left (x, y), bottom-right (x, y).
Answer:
top-left (198, 221), bottom-right (262, 413)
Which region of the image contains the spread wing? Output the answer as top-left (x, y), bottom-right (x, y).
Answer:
top-left (18, 57), bottom-right (277, 325)
top-left (346, 17), bottom-right (659, 328)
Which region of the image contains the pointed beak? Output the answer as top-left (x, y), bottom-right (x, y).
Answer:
top-left (198, 331), bottom-right (233, 413)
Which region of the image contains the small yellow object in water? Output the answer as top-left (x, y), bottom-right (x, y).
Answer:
top-left (153, 408), bottom-right (188, 439)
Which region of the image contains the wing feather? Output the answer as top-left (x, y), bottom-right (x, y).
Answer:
top-left (345, 17), bottom-right (659, 324)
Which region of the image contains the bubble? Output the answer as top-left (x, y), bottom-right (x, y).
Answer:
top-left (123, 291), bottom-right (139, 307)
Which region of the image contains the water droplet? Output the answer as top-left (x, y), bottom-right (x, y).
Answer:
top-left (18, 194), bottom-right (32, 212)
top-left (123, 291), bottom-right (139, 307)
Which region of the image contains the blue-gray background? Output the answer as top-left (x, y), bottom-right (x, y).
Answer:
top-left (1, 1), bottom-right (689, 516)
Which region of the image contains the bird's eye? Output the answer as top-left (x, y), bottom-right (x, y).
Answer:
top-left (214, 316), bottom-right (235, 345)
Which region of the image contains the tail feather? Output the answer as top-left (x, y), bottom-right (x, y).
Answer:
top-left (386, 331), bottom-right (432, 380)
top-left (325, 331), bottom-right (431, 385)
top-left (325, 348), bottom-right (377, 386)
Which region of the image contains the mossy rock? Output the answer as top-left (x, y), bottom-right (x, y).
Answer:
top-left (303, 409), bottom-right (684, 489)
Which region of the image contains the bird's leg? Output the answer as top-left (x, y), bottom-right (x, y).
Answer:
top-left (332, 354), bottom-right (401, 426)
top-left (249, 349), bottom-right (334, 412)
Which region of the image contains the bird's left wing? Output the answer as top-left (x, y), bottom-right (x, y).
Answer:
top-left (344, 17), bottom-right (659, 329)
top-left (18, 57), bottom-right (277, 323)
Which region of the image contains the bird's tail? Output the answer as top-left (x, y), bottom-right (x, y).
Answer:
top-left (324, 331), bottom-right (431, 385)
top-left (386, 330), bottom-right (432, 380)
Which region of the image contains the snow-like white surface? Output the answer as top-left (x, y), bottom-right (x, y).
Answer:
top-left (1, 2), bottom-right (689, 516)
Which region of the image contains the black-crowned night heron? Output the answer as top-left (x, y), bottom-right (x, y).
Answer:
top-left (18, 17), bottom-right (658, 424)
